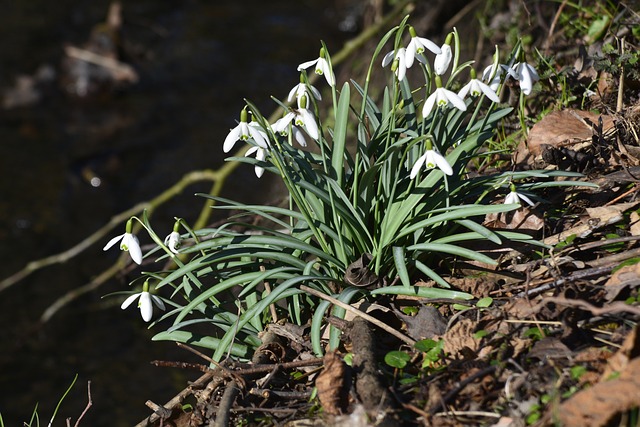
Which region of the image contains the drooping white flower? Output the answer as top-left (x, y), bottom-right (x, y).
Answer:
top-left (273, 96), bottom-right (319, 142)
top-left (482, 63), bottom-right (516, 91)
top-left (410, 148), bottom-right (453, 178)
top-left (103, 221), bottom-right (142, 265)
top-left (223, 109), bottom-right (268, 153)
top-left (297, 47), bottom-right (335, 87)
top-left (382, 47), bottom-right (408, 81)
top-left (273, 114), bottom-right (308, 147)
top-left (504, 189), bottom-right (535, 206)
top-left (458, 76), bottom-right (500, 103)
top-left (405, 26), bottom-right (440, 68)
top-left (422, 77), bottom-right (467, 118)
top-left (245, 143), bottom-right (268, 178)
top-left (288, 79), bottom-right (322, 103)
top-left (512, 62), bottom-right (539, 95)
top-left (121, 289), bottom-right (165, 322)
top-left (434, 43), bottom-right (452, 75)
top-left (164, 231), bottom-right (181, 254)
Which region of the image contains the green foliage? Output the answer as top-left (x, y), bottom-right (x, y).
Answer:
top-left (106, 17), bottom-right (594, 362)
top-left (385, 350), bottom-right (411, 368)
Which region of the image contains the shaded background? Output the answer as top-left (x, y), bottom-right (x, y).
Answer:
top-left (0, 1), bottom-right (354, 425)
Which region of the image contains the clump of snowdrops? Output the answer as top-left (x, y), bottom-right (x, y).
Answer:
top-left (104, 17), bottom-right (590, 360)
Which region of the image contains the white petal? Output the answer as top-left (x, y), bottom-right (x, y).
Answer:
top-left (405, 40), bottom-right (417, 68)
top-left (317, 58), bottom-right (335, 86)
top-left (307, 84), bottom-right (322, 100)
top-left (297, 59), bottom-right (318, 71)
top-left (223, 125), bottom-right (241, 153)
top-left (122, 233), bottom-right (142, 265)
top-left (409, 153), bottom-right (427, 179)
top-left (477, 80), bottom-right (500, 102)
top-left (432, 151), bottom-right (453, 175)
top-left (443, 89), bottom-right (467, 111)
top-left (504, 192), bottom-right (519, 205)
top-left (382, 50), bottom-right (395, 67)
top-left (416, 37), bottom-right (440, 54)
top-left (248, 123), bottom-right (268, 148)
top-left (299, 109), bottom-right (319, 140)
top-left (396, 54), bottom-right (407, 81)
top-left (103, 233), bottom-right (124, 251)
top-left (138, 292), bottom-right (153, 322)
top-left (291, 127), bottom-right (307, 147)
top-left (434, 44), bottom-right (452, 75)
top-left (151, 294), bottom-right (166, 311)
top-left (121, 293), bottom-right (140, 310)
top-left (422, 92), bottom-right (438, 118)
top-left (287, 85), bottom-right (300, 102)
top-left (517, 192), bottom-right (535, 206)
top-left (273, 112), bottom-right (295, 133)
top-left (458, 81), bottom-right (472, 100)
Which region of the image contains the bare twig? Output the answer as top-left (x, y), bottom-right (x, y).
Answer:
top-left (213, 380), bottom-right (240, 427)
top-left (300, 285), bottom-right (416, 346)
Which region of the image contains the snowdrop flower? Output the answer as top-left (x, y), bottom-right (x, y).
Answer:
top-left (405, 26), bottom-right (440, 68)
top-left (410, 139), bottom-right (453, 178)
top-left (288, 74), bottom-right (322, 103)
top-left (504, 184), bottom-right (535, 206)
top-left (422, 75), bottom-right (467, 118)
top-left (164, 231), bottom-right (181, 254)
top-left (272, 95), bottom-right (319, 142)
top-left (434, 33), bottom-right (453, 75)
top-left (245, 143), bottom-right (268, 178)
top-left (512, 61), bottom-right (539, 95)
top-left (121, 280), bottom-right (165, 322)
top-left (103, 218), bottom-right (142, 265)
top-left (273, 114), bottom-right (308, 147)
top-left (482, 63), bottom-right (514, 91)
top-left (382, 47), bottom-right (408, 81)
top-left (298, 47), bottom-right (335, 87)
top-left (458, 69), bottom-right (500, 103)
top-left (223, 108), bottom-right (268, 153)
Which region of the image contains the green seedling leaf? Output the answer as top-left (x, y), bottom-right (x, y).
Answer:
top-left (476, 297), bottom-right (493, 308)
top-left (385, 350), bottom-right (411, 369)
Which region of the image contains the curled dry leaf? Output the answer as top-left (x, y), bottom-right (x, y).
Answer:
top-left (315, 351), bottom-right (349, 415)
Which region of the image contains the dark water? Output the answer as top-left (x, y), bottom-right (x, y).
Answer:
top-left (0, 2), bottom-right (352, 425)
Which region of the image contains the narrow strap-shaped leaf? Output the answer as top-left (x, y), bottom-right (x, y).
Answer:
top-left (332, 82), bottom-right (350, 186)
top-left (393, 246), bottom-right (411, 287)
top-left (406, 242), bottom-right (497, 265)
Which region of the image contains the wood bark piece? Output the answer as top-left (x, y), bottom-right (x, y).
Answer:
top-left (350, 317), bottom-right (396, 421)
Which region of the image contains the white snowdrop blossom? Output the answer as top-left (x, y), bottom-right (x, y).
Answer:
top-left (422, 77), bottom-right (467, 118)
top-left (504, 189), bottom-right (535, 206)
top-left (245, 136), bottom-right (269, 178)
top-left (103, 222), bottom-right (142, 265)
top-left (405, 26), bottom-right (440, 67)
top-left (121, 287), bottom-right (165, 322)
top-left (382, 47), bottom-right (408, 81)
top-left (273, 114), bottom-right (308, 147)
top-left (458, 76), bottom-right (500, 103)
top-left (164, 231), bottom-right (181, 254)
top-left (434, 43), bottom-right (452, 75)
top-left (287, 81), bottom-right (322, 104)
top-left (297, 48), bottom-right (335, 87)
top-left (482, 63), bottom-right (516, 91)
top-left (223, 109), bottom-right (268, 153)
top-left (410, 148), bottom-right (453, 178)
top-left (513, 61), bottom-right (539, 95)
top-left (273, 96), bottom-right (319, 142)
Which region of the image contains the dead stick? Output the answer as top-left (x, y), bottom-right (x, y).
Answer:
top-left (213, 380), bottom-right (240, 427)
top-left (300, 285), bottom-right (416, 346)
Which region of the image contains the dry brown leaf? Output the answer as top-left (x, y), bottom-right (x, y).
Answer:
top-left (555, 356), bottom-right (640, 427)
top-left (600, 326), bottom-right (640, 380)
top-left (517, 109), bottom-right (615, 160)
top-left (604, 262), bottom-right (640, 301)
top-left (630, 211), bottom-right (640, 236)
top-left (315, 351), bottom-right (349, 415)
top-left (440, 318), bottom-right (479, 359)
